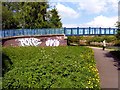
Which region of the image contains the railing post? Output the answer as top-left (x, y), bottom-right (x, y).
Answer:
top-left (34, 29), bottom-right (36, 35)
top-left (71, 28), bottom-right (73, 35)
top-left (94, 28), bottom-right (96, 35)
top-left (64, 27), bottom-right (66, 35)
top-left (77, 27), bottom-right (79, 35)
top-left (109, 27), bottom-right (111, 34)
top-left (99, 27), bottom-right (101, 35)
top-left (4, 30), bottom-right (6, 37)
top-left (3, 30), bottom-right (5, 37)
top-left (104, 28), bottom-right (106, 35)
top-left (9, 30), bottom-right (11, 37)
top-left (13, 29), bottom-right (15, 36)
top-left (10, 30), bottom-right (12, 37)
top-left (22, 29), bottom-right (24, 36)
top-left (113, 29), bottom-right (116, 34)
top-left (54, 28), bottom-right (56, 34)
top-left (89, 27), bottom-right (91, 35)
top-left (83, 28), bottom-right (85, 35)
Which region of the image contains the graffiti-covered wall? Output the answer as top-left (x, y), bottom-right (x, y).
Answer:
top-left (2, 35), bottom-right (67, 47)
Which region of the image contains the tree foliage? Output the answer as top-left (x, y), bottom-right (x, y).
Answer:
top-left (2, 2), bottom-right (19, 29)
top-left (2, 2), bottom-right (62, 29)
top-left (116, 22), bottom-right (120, 40)
top-left (116, 30), bottom-right (120, 40)
top-left (48, 8), bottom-right (62, 28)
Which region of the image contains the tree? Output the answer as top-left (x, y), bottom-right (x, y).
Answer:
top-left (48, 8), bottom-right (62, 28)
top-left (2, 1), bottom-right (62, 29)
top-left (116, 22), bottom-right (120, 40)
top-left (2, 2), bottom-right (19, 29)
top-left (19, 2), bottom-right (49, 29)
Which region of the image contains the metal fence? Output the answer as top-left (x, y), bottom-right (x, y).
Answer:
top-left (1, 28), bottom-right (64, 38)
top-left (0, 27), bottom-right (118, 38)
top-left (64, 27), bottom-right (117, 36)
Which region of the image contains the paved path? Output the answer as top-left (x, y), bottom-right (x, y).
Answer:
top-left (90, 47), bottom-right (119, 89)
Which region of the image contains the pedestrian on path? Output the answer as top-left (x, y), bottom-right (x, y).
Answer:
top-left (103, 40), bottom-right (106, 50)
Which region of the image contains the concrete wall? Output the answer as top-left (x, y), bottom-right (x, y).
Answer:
top-left (2, 34), bottom-right (67, 47)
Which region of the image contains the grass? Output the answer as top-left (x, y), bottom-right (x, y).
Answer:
top-left (2, 46), bottom-right (100, 89)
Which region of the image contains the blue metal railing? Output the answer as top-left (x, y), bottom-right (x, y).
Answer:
top-left (0, 27), bottom-right (118, 38)
top-left (1, 28), bottom-right (64, 38)
top-left (64, 27), bottom-right (117, 36)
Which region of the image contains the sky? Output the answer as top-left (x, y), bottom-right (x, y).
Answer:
top-left (49, 0), bottom-right (119, 28)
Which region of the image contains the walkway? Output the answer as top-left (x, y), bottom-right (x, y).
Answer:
top-left (90, 47), bottom-right (119, 89)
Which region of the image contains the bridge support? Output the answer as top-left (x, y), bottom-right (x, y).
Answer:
top-left (2, 34), bottom-right (67, 47)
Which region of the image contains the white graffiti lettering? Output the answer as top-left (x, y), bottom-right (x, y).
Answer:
top-left (17, 38), bottom-right (42, 46)
top-left (46, 39), bottom-right (60, 46)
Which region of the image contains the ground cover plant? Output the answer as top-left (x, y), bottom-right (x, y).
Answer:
top-left (2, 46), bottom-right (100, 89)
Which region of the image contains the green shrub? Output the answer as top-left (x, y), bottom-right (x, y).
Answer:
top-left (2, 52), bottom-right (13, 76)
top-left (88, 36), bottom-right (116, 43)
top-left (67, 36), bottom-right (80, 45)
top-left (2, 46), bottom-right (100, 89)
top-left (67, 36), bottom-right (117, 46)
top-left (114, 40), bottom-right (120, 46)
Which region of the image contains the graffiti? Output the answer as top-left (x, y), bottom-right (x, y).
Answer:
top-left (56, 36), bottom-right (62, 40)
top-left (16, 38), bottom-right (42, 46)
top-left (46, 39), bottom-right (60, 46)
top-left (16, 38), bottom-right (60, 46)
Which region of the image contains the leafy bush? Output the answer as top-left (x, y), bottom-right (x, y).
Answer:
top-left (85, 36), bottom-right (116, 43)
top-left (67, 36), bottom-right (80, 45)
top-left (67, 36), bottom-right (117, 46)
top-left (114, 40), bottom-right (120, 46)
top-left (2, 46), bottom-right (100, 89)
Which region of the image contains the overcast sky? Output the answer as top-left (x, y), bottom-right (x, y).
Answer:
top-left (49, 0), bottom-right (119, 28)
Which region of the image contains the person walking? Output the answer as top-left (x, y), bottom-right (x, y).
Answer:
top-left (103, 40), bottom-right (106, 50)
